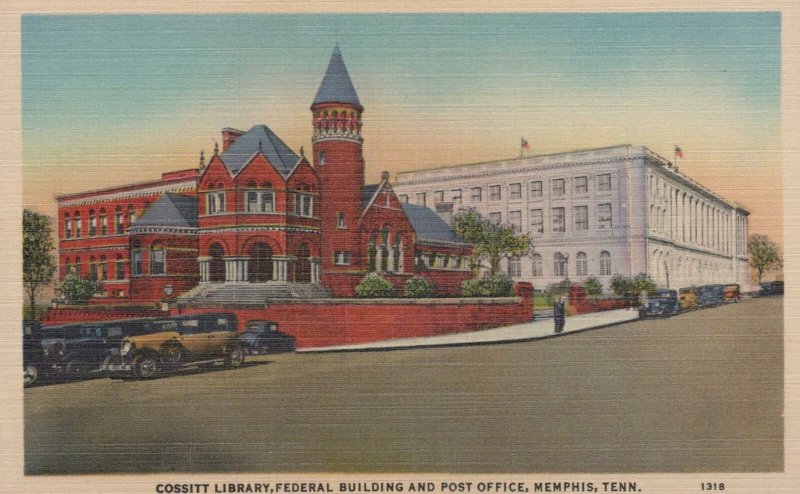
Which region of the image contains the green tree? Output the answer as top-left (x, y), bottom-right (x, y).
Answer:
top-left (610, 273), bottom-right (656, 303)
top-left (59, 272), bottom-right (101, 304)
top-left (583, 277), bottom-right (603, 297)
top-left (748, 234), bottom-right (783, 284)
top-left (453, 209), bottom-right (532, 276)
top-left (355, 272), bottom-right (396, 298)
top-left (23, 209), bottom-right (57, 319)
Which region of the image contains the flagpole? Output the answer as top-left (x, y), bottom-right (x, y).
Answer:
top-left (520, 138), bottom-right (523, 159)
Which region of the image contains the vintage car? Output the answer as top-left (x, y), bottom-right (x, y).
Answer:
top-left (23, 320), bottom-right (47, 386)
top-left (678, 286), bottom-right (699, 311)
top-left (723, 284), bottom-right (741, 303)
top-left (638, 289), bottom-right (680, 318)
top-left (44, 318), bottom-right (158, 377)
top-left (103, 313), bottom-right (246, 379)
top-left (40, 323), bottom-right (86, 376)
top-left (760, 281), bottom-right (784, 296)
top-left (697, 284), bottom-right (725, 308)
top-left (238, 321), bottom-right (297, 355)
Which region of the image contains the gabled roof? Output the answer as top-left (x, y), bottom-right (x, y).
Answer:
top-left (401, 203), bottom-right (469, 245)
top-left (362, 184), bottom-right (380, 207)
top-left (312, 46), bottom-right (362, 108)
top-left (132, 193), bottom-right (198, 228)
top-left (219, 124), bottom-right (300, 177)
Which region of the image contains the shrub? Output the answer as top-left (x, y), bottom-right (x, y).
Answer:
top-left (583, 277), bottom-right (603, 297)
top-left (59, 272), bottom-right (101, 304)
top-left (404, 276), bottom-right (436, 298)
top-left (545, 279), bottom-right (571, 298)
top-left (354, 272), bottom-right (396, 298)
top-left (461, 273), bottom-right (514, 297)
top-left (610, 273), bottom-right (656, 302)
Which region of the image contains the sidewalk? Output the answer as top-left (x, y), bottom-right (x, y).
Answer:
top-left (298, 307), bottom-right (640, 353)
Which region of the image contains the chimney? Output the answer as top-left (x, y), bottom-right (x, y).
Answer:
top-left (221, 128), bottom-right (245, 152)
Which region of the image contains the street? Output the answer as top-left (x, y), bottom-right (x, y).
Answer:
top-left (24, 297), bottom-right (783, 474)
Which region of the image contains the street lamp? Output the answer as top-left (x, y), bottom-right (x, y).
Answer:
top-left (161, 285), bottom-right (174, 312)
top-left (563, 254), bottom-right (570, 281)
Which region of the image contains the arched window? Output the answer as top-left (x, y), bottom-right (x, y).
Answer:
top-left (74, 212), bottom-right (81, 238)
top-left (367, 234), bottom-right (377, 273)
top-left (115, 205), bottom-right (124, 234)
top-left (63, 257), bottom-right (71, 276)
top-left (150, 243), bottom-right (166, 275)
top-left (64, 213), bottom-right (72, 239)
top-left (99, 255), bottom-right (108, 280)
top-left (127, 204), bottom-right (136, 227)
top-left (74, 256), bottom-right (81, 277)
top-left (100, 208), bottom-right (107, 236)
top-left (208, 243), bottom-right (225, 283)
top-left (248, 242), bottom-right (273, 282)
top-left (380, 225), bottom-right (390, 272)
top-left (507, 256), bottom-right (521, 277)
top-left (89, 256), bottom-right (98, 280)
top-left (576, 252), bottom-right (588, 276)
top-left (392, 235), bottom-right (403, 273)
top-left (532, 254), bottom-right (543, 277)
top-left (600, 251), bottom-right (611, 276)
top-left (88, 210), bottom-right (97, 236)
top-left (318, 150), bottom-right (327, 166)
top-left (553, 252), bottom-right (566, 277)
top-left (115, 254), bottom-right (125, 280)
top-left (131, 240), bottom-right (143, 276)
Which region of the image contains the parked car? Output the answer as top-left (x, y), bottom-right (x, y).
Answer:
top-left (103, 313), bottom-right (246, 379)
top-left (40, 323), bottom-right (86, 377)
top-left (697, 284), bottom-right (725, 308)
top-left (239, 321), bottom-right (296, 355)
top-left (45, 318), bottom-right (158, 377)
top-left (678, 286), bottom-right (699, 311)
top-left (760, 281), bottom-right (784, 296)
top-left (638, 289), bottom-right (680, 318)
top-left (24, 321), bottom-right (47, 386)
top-left (723, 284), bottom-right (741, 303)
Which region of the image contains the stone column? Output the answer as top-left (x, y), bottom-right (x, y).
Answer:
top-left (197, 256), bottom-right (211, 282)
top-left (272, 257), bottom-right (290, 282)
top-left (224, 256), bottom-right (249, 282)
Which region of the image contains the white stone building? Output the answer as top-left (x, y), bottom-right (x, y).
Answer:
top-left (394, 144), bottom-right (751, 292)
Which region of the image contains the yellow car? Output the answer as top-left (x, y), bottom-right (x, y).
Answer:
top-left (678, 287), bottom-right (699, 311)
top-left (103, 313), bottom-right (245, 379)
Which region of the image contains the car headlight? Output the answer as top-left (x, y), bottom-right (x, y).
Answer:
top-left (120, 341), bottom-right (133, 355)
top-left (43, 348), bottom-right (49, 356)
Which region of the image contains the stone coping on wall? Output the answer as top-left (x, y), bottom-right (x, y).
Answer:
top-left (177, 296), bottom-right (523, 309)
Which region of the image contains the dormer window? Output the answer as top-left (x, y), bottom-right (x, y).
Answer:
top-left (294, 184), bottom-right (313, 218)
top-left (207, 189), bottom-right (225, 215)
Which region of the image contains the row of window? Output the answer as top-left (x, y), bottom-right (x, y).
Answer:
top-left (403, 174), bottom-right (613, 206)
top-left (205, 189), bottom-right (314, 218)
top-left (63, 204), bottom-right (142, 239)
top-left (64, 254), bottom-right (129, 281)
top-left (487, 204), bottom-right (613, 233)
top-left (508, 251), bottom-right (613, 278)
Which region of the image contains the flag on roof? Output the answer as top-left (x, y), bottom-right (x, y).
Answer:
top-left (674, 145), bottom-right (684, 159)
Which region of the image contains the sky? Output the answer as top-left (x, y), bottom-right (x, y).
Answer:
top-left (21, 13), bottom-right (782, 245)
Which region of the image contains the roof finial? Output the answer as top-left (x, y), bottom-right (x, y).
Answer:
top-left (381, 171), bottom-right (390, 182)
top-left (299, 146), bottom-right (305, 158)
top-left (199, 150), bottom-right (205, 169)
top-left (258, 140), bottom-right (263, 152)
top-left (213, 141), bottom-right (219, 156)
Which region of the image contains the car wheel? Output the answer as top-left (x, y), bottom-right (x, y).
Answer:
top-left (224, 347), bottom-right (246, 368)
top-left (66, 359), bottom-right (88, 377)
top-left (134, 354), bottom-right (159, 379)
top-left (24, 365), bottom-right (38, 387)
top-left (161, 343), bottom-right (183, 365)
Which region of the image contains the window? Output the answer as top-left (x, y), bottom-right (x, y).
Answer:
top-left (399, 194), bottom-right (409, 204)
top-left (115, 210), bottom-right (124, 234)
top-left (600, 251), bottom-right (612, 276)
top-left (261, 184), bottom-right (275, 213)
top-left (576, 252), bottom-right (588, 276)
top-left (598, 203), bottom-right (612, 229)
top-left (294, 189), bottom-right (313, 217)
top-left (416, 192), bottom-right (427, 207)
top-left (100, 210), bottom-right (107, 236)
top-left (598, 173), bottom-right (612, 192)
top-left (470, 187), bottom-right (482, 203)
top-left (318, 150), bottom-right (326, 166)
top-left (74, 212), bottom-right (81, 237)
top-left (207, 191), bottom-right (226, 214)
top-left (116, 255), bottom-right (125, 280)
top-left (552, 207), bottom-right (565, 232)
top-left (337, 212), bottom-right (346, 229)
top-left (99, 256), bottom-right (108, 280)
top-left (434, 190), bottom-right (445, 203)
top-left (507, 256), bottom-right (521, 277)
top-left (127, 205), bottom-right (135, 228)
top-left (509, 183), bottom-right (522, 200)
top-left (334, 251), bottom-right (350, 266)
top-left (247, 191), bottom-right (259, 212)
top-left (509, 210), bottom-right (522, 232)
top-left (74, 257), bottom-right (81, 276)
top-left (489, 212), bottom-right (502, 225)
top-left (489, 185), bottom-right (501, 201)
top-left (451, 189), bottom-right (462, 204)
top-left (532, 254), bottom-right (543, 277)
top-left (574, 206), bottom-right (588, 231)
top-left (89, 257), bottom-right (98, 280)
top-left (553, 252), bottom-right (566, 277)
top-left (575, 176), bottom-right (588, 194)
top-left (89, 210), bottom-right (97, 236)
top-left (132, 249), bottom-right (142, 276)
top-left (530, 209), bottom-right (543, 234)
top-left (64, 215), bottom-right (72, 239)
top-left (552, 179), bottom-right (565, 197)
top-left (530, 181), bottom-right (543, 198)
top-left (150, 245), bottom-right (165, 275)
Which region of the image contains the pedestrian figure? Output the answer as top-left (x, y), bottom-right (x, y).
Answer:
top-left (554, 296), bottom-right (566, 333)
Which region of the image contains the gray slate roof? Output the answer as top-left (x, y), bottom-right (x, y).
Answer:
top-left (312, 46), bottom-right (362, 108)
top-left (133, 193), bottom-right (198, 228)
top-left (362, 184), bottom-right (379, 206)
top-left (220, 124), bottom-right (300, 176)
top-left (400, 203), bottom-right (468, 245)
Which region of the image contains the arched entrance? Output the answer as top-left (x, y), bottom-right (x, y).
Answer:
top-left (248, 242), bottom-right (273, 282)
top-left (209, 243), bottom-right (225, 283)
top-left (294, 244), bottom-right (311, 283)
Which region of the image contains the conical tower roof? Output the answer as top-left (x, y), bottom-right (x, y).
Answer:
top-left (312, 46), bottom-right (362, 109)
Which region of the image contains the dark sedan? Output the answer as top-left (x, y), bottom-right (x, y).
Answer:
top-left (239, 321), bottom-right (296, 355)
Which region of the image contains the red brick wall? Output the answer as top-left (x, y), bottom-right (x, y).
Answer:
top-left (41, 306), bottom-right (166, 326)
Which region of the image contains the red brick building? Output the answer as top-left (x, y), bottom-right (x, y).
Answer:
top-left (56, 47), bottom-right (472, 303)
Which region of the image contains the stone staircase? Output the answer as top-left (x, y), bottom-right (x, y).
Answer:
top-left (177, 282), bottom-right (331, 306)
